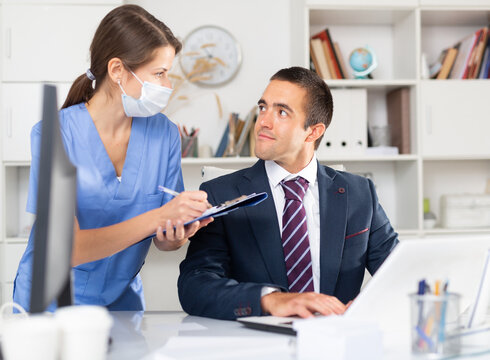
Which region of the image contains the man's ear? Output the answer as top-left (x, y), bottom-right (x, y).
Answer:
top-left (107, 57), bottom-right (125, 84)
top-left (305, 123), bottom-right (326, 144)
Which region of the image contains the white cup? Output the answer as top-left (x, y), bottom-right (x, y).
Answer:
top-left (2, 315), bottom-right (59, 360)
top-left (55, 305), bottom-right (113, 360)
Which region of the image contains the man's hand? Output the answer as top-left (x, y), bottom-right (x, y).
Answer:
top-left (261, 292), bottom-right (347, 318)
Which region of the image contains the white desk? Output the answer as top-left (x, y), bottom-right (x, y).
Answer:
top-left (108, 311), bottom-right (490, 360)
top-left (108, 311), bottom-right (295, 360)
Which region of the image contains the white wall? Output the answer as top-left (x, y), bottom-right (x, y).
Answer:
top-left (129, 0), bottom-right (293, 155)
top-left (128, 0), bottom-right (294, 311)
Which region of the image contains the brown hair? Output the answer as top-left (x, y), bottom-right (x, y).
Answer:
top-left (270, 67), bottom-right (333, 149)
top-left (62, 4), bottom-right (181, 109)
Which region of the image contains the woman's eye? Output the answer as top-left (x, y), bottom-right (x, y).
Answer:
top-left (155, 72), bottom-right (164, 78)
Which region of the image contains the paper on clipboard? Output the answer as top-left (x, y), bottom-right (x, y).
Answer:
top-left (184, 192), bottom-right (268, 226)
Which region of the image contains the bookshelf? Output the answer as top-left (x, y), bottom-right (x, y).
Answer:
top-left (300, 0), bottom-right (490, 237)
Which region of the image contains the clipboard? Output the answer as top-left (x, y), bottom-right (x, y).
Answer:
top-left (184, 192), bottom-right (268, 225)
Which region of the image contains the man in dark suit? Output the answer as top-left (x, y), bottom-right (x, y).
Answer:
top-left (178, 67), bottom-right (398, 320)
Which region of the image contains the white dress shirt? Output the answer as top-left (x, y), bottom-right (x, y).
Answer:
top-left (263, 155), bottom-right (321, 293)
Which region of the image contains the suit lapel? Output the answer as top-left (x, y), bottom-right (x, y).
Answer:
top-left (237, 160), bottom-right (288, 288)
top-left (318, 164), bottom-right (348, 295)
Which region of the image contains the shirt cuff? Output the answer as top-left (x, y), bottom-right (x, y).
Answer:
top-left (261, 286), bottom-right (281, 298)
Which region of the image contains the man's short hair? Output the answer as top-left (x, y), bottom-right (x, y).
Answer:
top-left (270, 67), bottom-right (333, 149)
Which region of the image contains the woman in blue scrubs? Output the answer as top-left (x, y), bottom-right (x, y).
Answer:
top-left (13, 4), bottom-right (211, 311)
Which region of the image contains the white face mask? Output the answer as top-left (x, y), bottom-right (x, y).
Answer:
top-left (118, 71), bottom-right (173, 117)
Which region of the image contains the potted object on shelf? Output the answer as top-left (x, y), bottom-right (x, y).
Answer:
top-left (423, 198), bottom-right (437, 229)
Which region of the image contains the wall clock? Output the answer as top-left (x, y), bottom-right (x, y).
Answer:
top-left (179, 25), bottom-right (242, 86)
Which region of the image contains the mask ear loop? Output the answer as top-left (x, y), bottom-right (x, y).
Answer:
top-left (130, 70), bottom-right (144, 86)
top-left (117, 79), bottom-right (127, 95)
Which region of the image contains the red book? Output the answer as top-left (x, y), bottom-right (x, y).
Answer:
top-left (462, 28), bottom-right (483, 79)
top-left (312, 29), bottom-right (342, 79)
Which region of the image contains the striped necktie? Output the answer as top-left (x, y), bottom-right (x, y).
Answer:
top-left (280, 177), bottom-right (314, 293)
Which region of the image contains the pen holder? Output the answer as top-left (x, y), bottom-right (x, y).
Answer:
top-left (409, 293), bottom-right (461, 358)
top-left (181, 135), bottom-right (198, 158)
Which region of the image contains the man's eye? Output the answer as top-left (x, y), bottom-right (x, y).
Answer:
top-left (279, 110), bottom-right (287, 116)
top-left (258, 105), bottom-right (266, 112)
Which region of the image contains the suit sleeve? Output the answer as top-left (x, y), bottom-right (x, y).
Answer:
top-left (178, 181), bottom-right (279, 320)
top-left (366, 178), bottom-right (399, 274)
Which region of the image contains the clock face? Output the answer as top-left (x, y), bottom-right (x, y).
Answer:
top-left (180, 25), bottom-right (242, 86)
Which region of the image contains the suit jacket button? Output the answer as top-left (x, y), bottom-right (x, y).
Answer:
top-left (338, 187), bottom-right (345, 193)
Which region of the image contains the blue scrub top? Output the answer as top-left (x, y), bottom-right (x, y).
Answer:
top-left (13, 103), bottom-right (184, 311)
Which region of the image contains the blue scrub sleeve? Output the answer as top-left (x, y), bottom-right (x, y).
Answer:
top-left (162, 124), bottom-right (185, 205)
top-left (26, 123), bottom-right (42, 214)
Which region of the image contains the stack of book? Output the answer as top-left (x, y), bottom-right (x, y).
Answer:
top-left (310, 28), bottom-right (350, 80)
top-left (215, 106), bottom-right (258, 157)
top-left (429, 26), bottom-right (490, 79)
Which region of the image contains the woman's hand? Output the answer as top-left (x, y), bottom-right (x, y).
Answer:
top-left (154, 190), bottom-right (210, 225)
top-left (153, 217), bottom-right (214, 251)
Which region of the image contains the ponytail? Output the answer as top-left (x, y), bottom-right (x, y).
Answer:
top-left (62, 4), bottom-right (182, 110)
top-left (61, 73), bottom-right (95, 109)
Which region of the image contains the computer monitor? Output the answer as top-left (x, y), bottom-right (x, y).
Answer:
top-left (29, 84), bottom-right (77, 313)
top-left (345, 235), bottom-right (490, 350)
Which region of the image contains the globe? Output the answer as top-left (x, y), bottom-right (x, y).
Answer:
top-left (349, 47), bottom-right (377, 79)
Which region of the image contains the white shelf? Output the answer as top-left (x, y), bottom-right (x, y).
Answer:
top-left (423, 156), bottom-right (490, 161)
top-left (421, 8), bottom-right (490, 26)
top-left (3, 161), bottom-right (30, 167)
top-left (318, 154), bottom-right (417, 162)
top-left (424, 228), bottom-right (490, 235)
top-left (181, 157), bottom-right (259, 166)
top-left (326, 79), bottom-right (417, 89)
top-left (182, 154), bottom-right (418, 166)
top-left (5, 237), bottom-right (28, 244)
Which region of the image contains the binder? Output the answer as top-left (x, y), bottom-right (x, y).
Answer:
top-left (316, 88), bottom-right (367, 157)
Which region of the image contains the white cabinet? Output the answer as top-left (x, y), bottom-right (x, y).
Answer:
top-left (1, 4), bottom-right (113, 82)
top-left (2, 83), bottom-right (72, 162)
top-left (3, 242), bottom-right (27, 283)
top-left (421, 81), bottom-right (490, 157)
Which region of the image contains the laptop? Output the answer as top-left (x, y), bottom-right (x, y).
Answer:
top-left (238, 235), bottom-right (490, 341)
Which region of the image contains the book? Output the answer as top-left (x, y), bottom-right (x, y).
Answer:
top-left (310, 41), bottom-right (322, 77)
top-left (235, 106), bottom-right (257, 155)
top-left (334, 42), bottom-right (350, 79)
top-left (463, 28), bottom-right (483, 79)
top-left (450, 32), bottom-right (479, 79)
top-left (310, 38), bottom-right (331, 79)
top-left (429, 48), bottom-right (448, 78)
top-left (436, 48), bottom-right (458, 79)
top-left (325, 28), bottom-right (344, 79)
top-left (387, 87), bottom-right (410, 154)
top-left (480, 36), bottom-right (490, 78)
top-left (249, 120), bottom-right (256, 158)
top-left (478, 36), bottom-right (490, 78)
top-left (234, 116), bottom-right (246, 143)
top-left (312, 29), bottom-right (341, 79)
top-left (214, 122), bottom-right (230, 157)
top-left (470, 27), bottom-right (488, 79)
top-left (224, 113), bottom-right (239, 156)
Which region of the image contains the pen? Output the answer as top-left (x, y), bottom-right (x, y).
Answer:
top-left (158, 185), bottom-right (213, 208)
top-left (158, 185), bottom-right (180, 197)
